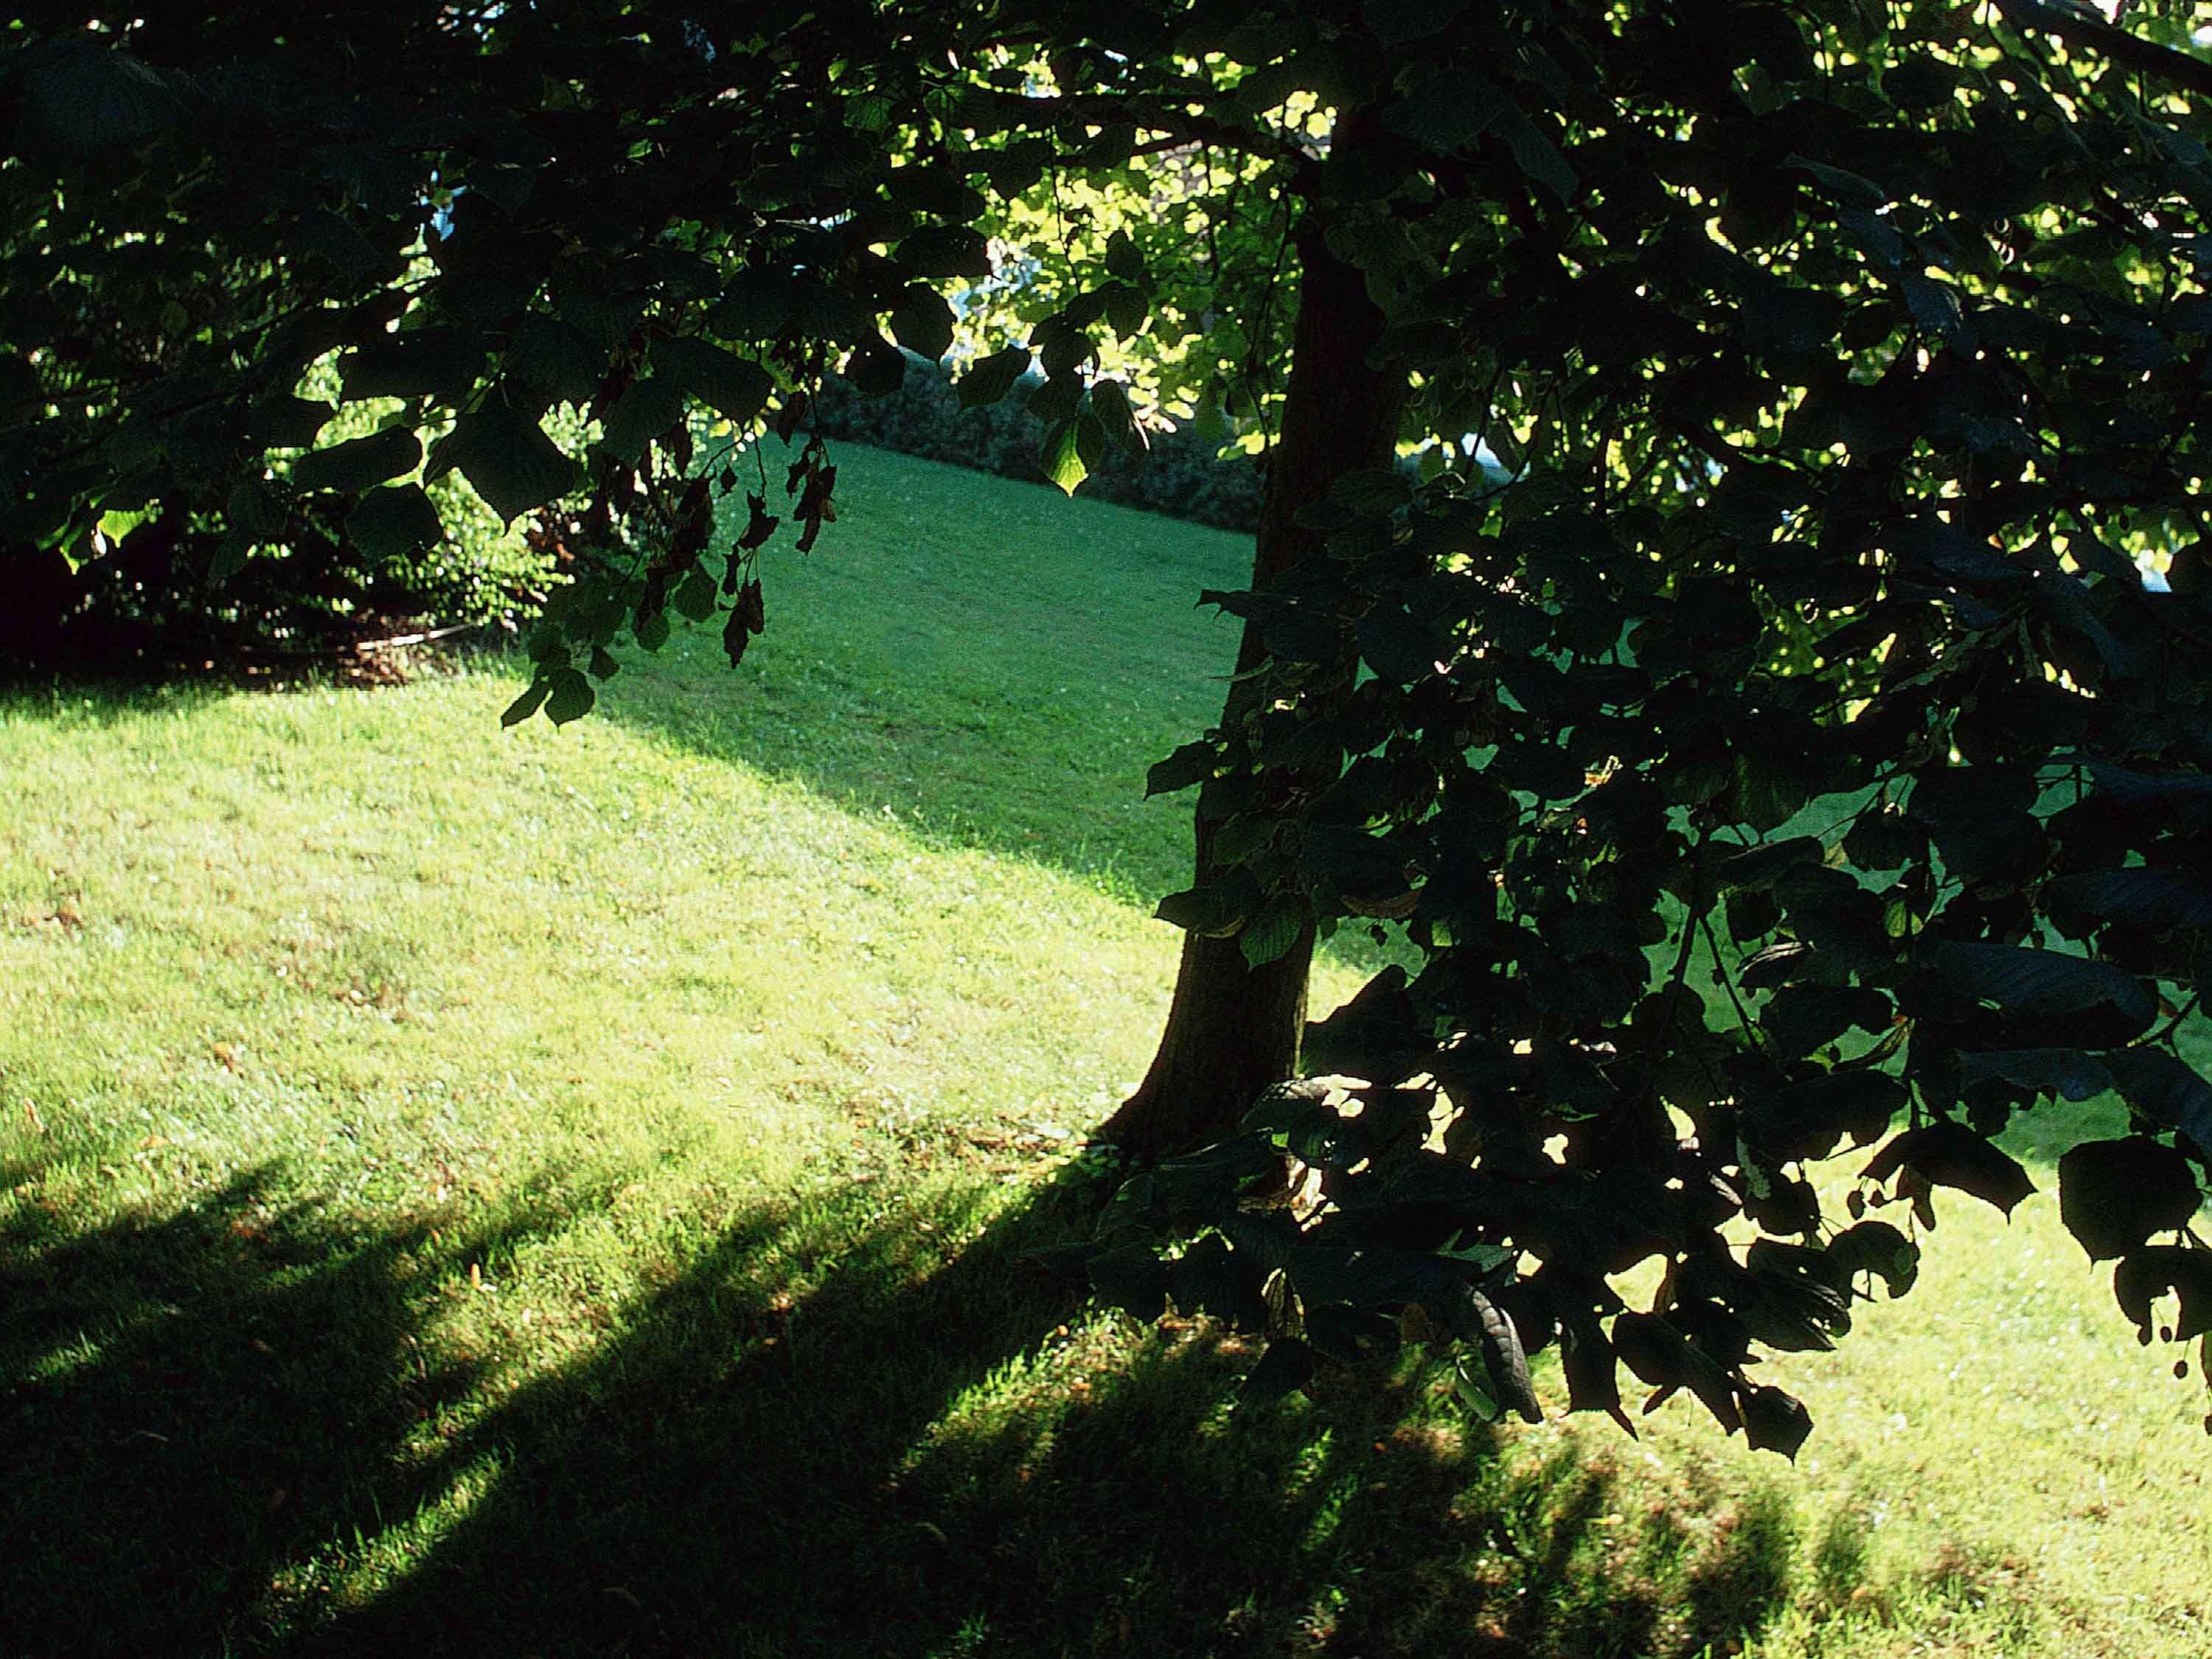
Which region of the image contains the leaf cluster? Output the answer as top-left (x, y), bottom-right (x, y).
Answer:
top-left (7, 1), bottom-right (2212, 1456)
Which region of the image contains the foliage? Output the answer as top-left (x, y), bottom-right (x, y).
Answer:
top-left (5, 467), bottom-right (2211, 1651)
top-left (6, 0), bottom-right (2212, 1461)
top-left (810, 349), bottom-right (1267, 532)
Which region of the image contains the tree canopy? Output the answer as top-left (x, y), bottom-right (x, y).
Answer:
top-left (7, 0), bottom-right (2212, 1458)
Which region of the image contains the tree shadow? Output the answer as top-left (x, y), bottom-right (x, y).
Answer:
top-left (0, 1161), bottom-right (597, 1654)
top-left (301, 1179), bottom-right (1803, 1659)
top-left (5, 1161), bottom-right (1809, 1659)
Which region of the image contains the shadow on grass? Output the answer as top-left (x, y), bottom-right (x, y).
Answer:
top-left (0, 1161), bottom-right (592, 1652)
top-left (4, 1161), bottom-right (1816, 1659)
top-left (590, 652), bottom-right (1418, 984)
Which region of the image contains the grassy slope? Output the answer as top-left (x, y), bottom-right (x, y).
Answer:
top-left (1, 445), bottom-right (2207, 1658)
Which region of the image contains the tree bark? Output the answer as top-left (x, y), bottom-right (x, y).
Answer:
top-left (1102, 223), bottom-right (1408, 1161)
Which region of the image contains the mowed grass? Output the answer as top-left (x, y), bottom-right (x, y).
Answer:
top-left (2, 444), bottom-right (2208, 1658)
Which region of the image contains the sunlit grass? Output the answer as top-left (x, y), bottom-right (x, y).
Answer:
top-left (1, 444), bottom-right (2206, 1657)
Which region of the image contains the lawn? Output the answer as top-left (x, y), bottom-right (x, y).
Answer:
top-left (2, 444), bottom-right (2208, 1658)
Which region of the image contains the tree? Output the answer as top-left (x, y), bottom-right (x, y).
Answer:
top-left (7, 0), bottom-right (2212, 1455)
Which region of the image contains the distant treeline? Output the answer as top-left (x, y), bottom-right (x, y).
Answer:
top-left (810, 352), bottom-right (1265, 535)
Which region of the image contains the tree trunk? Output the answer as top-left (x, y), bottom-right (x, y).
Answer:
top-left (1102, 223), bottom-right (1408, 1161)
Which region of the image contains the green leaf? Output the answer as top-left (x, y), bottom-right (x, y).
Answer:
top-left (1761, 984), bottom-right (1893, 1060)
top-left (1104, 229), bottom-right (1148, 286)
top-left (1717, 836), bottom-right (1826, 891)
top-left (1956, 1048), bottom-right (2112, 1104)
top-left (1826, 1220), bottom-right (1919, 1298)
top-left (1022, 372), bottom-right (1077, 425)
top-left (1785, 154), bottom-right (1888, 208)
top-left (650, 336), bottom-right (773, 424)
top-left (1041, 417), bottom-right (1091, 495)
top-left (1146, 740), bottom-right (1215, 797)
top-left (1382, 69), bottom-right (1508, 153)
top-left (672, 567), bottom-right (718, 623)
top-left (291, 208), bottom-right (394, 285)
top-left (206, 530), bottom-right (251, 585)
top-left (1458, 1288), bottom-right (1543, 1423)
top-left (1088, 380), bottom-right (1147, 455)
top-left (957, 347), bottom-right (1032, 410)
top-left (2059, 1138), bottom-right (2202, 1262)
top-left (1240, 894), bottom-right (1311, 967)
top-left (500, 679), bottom-right (551, 728)
top-left (1901, 271), bottom-right (1972, 347)
top-left (1155, 877), bottom-right (1255, 939)
top-left (888, 288), bottom-right (956, 363)
top-left (705, 270), bottom-right (796, 341)
top-left (597, 375), bottom-right (687, 467)
top-left (1103, 282), bottom-right (1149, 338)
top-left (543, 667), bottom-right (596, 726)
top-left (442, 406), bottom-right (580, 523)
top-left (291, 428), bottom-right (422, 495)
top-left (1885, 55), bottom-right (1958, 110)
top-left (344, 484), bottom-right (443, 561)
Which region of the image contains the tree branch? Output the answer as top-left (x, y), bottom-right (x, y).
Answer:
top-left (939, 83), bottom-right (1318, 173)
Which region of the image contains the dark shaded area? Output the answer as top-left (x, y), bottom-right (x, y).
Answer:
top-left (2, 1163), bottom-right (1807, 1658)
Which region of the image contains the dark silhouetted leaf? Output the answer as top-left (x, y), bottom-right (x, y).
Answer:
top-left (1146, 740), bottom-right (1215, 797)
top-left (2104, 1048), bottom-right (2212, 1149)
top-left (1957, 1049), bottom-right (2112, 1104)
top-left (598, 375), bottom-right (686, 466)
top-left (1382, 69), bottom-right (1508, 153)
top-left (651, 336), bottom-right (773, 424)
top-left (1742, 1383), bottom-right (1813, 1459)
top-left (1741, 1071), bottom-right (1906, 1162)
top-left (500, 679), bottom-right (550, 728)
top-left (1240, 893), bottom-right (1310, 967)
top-left (888, 288), bottom-right (956, 363)
top-left (1914, 942), bottom-right (2154, 1034)
top-left (1826, 1220), bottom-right (1919, 1298)
top-left (292, 428), bottom-right (421, 495)
top-left (344, 484), bottom-right (442, 560)
top-left (1088, 1244), bottom-right (1170, 1321)
top-left (543, 667), bottom-right (595, 726)
top-left (958, 346), bottom-right (1032, 409)
top-left (2114, 1246), bottom-right (2212, 1343)
top-left (1863, 1120), bottom-right (2035, 1216)
top-left (19, 40), bottom-right (181, 153)
top-left (441, 406), bottom-right (580, 522)
top-left (2059, 1138), bottom-right (2203, 1262)
top-left (2045, 869), bottom-right (2212, 933)
top-left (1239, 1337), bottom-right (1315, 1405)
